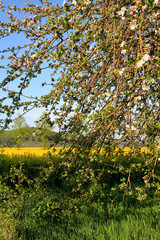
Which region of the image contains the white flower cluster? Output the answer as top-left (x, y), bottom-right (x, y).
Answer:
top-left (72, 0), bottom-right (77, 5)
top-left (31, 54), bottom-right (37, 59)
top-left (118, 7), bottom-right (126, 17)
top-left (63, 1), bottom-right (66, 6)
top-left (105, 90), bottom-right (110, 98)
top-left (153, 0), bottom-right (159, 5)
top-left (121, 49), bottom-right (127, 54)
top-left (120, 41), bottom-right (125, 47)
top-left (134, 96), bottom-right (141, 105)
top-left (72, 0), bottom-right (91, 5)
top-left (136, 54), bottom-right (150, 68)
top-left (142, 85), bottom-right (148, 91)
top-left (119, 67), bottom-right (125, 75)
top-left (120, 41), bottom-right (127, 54)
top-left (84, 0), bottom-right (91, 4)
top-left (130, 22), bottom-right (137, 30)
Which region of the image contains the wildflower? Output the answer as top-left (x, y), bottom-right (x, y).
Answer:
top-left (155, 102), bottom-right (159, 107)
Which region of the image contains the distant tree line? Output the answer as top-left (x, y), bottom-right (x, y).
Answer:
top-left (0, 112), bottom-right (55, 149)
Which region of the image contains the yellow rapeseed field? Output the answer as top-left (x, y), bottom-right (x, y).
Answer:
top-left (0, 147), bottom-right (150, 157)
top-left (0, 147), bottom-right (63, 156)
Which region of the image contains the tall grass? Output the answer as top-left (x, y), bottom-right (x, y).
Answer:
top-left (3, 197), bottom-right (159, 240)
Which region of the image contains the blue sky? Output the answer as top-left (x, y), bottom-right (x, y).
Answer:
top-left (0, 0), bottom-right (66, 128)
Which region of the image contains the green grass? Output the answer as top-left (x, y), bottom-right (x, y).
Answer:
top-left (5, 198), bottom-right (160, 240)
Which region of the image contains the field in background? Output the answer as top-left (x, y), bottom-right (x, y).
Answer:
top-left (0, 146), bottom-right (150, 157)
top-left (0, 147), bottom-right (63, 156)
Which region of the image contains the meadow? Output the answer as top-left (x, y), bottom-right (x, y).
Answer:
top-left (0, 147), bottom-right (160, 239)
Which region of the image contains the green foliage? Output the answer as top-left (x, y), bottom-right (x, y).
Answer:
top-left (0, 130), bottom-right (16, 148)
top-left (0, 159), bottom-right (160, 239)
top-left (0, 149), bottom-right (160, 239)
top-left (11, 114), bottom-right (30, 149)
top-left (35, 111), bottom-right (54, 149)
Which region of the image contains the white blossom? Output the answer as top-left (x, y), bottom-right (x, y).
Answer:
top-left (137, 96), bottom-right (141, 101)
top-left (153, 0), bottom-right (159, 5)
top-left (142, 54), bottom-right (150, 62)
top-left (136, 59), bottom-right (145, 68)
top-left (134, 96), bottom-right (141, 104)
top-left (142, 85), bottom-right (148, 91)
top-left (84, 0), bottom-right (91, 4)
top-left (106, 90), bottom-right (111, 97)
top-left (146, 43), bottom-right (151, 49)
top-left (72, 0), bottom-right (77, 5)
top-left (63, 1), bottom-right (66, 7)
top-left (130, 22), bottom-right (137, 30)
top-left (121, 49), bottom-right (127, 54)
top-left (150, 78), bottom-right (156, 84)
top-left (120, 41), bottom-right (125, 47)
top-left (118, 7), bottom-right (126, 17)
top-left (119, 68), bottom-right (125, 75)
top-left (8, 27), bottom-right (12, 33)
top-left (31, 54), bottom-right (37, 59)
top-left (155, 102), bottom-right (159, 107)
